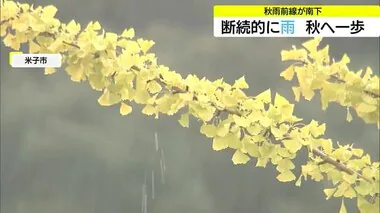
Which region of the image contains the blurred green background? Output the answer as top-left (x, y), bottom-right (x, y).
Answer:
top-left (1, 0), bottom-right (379, 213)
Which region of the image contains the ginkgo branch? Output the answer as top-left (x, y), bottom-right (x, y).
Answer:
top-left (1, 2), bottom-right (379, 212)
top-left (328, 74), bottom-right (380, 99)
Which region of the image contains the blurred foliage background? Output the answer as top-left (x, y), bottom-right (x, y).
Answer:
top-left (1, 0), bottom-right (379, 213)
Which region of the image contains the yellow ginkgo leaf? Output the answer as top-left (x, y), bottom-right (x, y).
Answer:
top-left (280, 65), bottom-right (295, 81)
top-left (142, 104), bottom-right (156, 116)
top-left (244, 142), bottom-right (260, 158)
top-left (146, 80), bottom-right (162, 94)
top-left (301, 37), bottom-right (322, 53)
top-left (231, 149), bottom-right (250, 165)
top-left (120, 102), bottom-right (132, 116)
top-left (212, 136), bottom-right (228, 151)
top-left (256, 158), bottom-right (269, 167)
top-left (216, 123), bottom-right (230, 137)
top-left (105, 32), bottom-right (117, 44)
top-left (276, 158), bottom-right (295, 173)
top-left (357, 196), bottom-right (375, 213)
top-left (280, 104), bottom-right (295, 119)
top-left (66, 64), bottom-right (85, 82)
top-left (92, 21), bottom-right (101, 30)
top-left (232, 114), bottom-right (250, 128)
top-left (317, 45), bottom-right (330, 64)
top-left (280, 48), bottom-right (308, 61)
top-left (246, 124), bottom-right (262, 135)
top-left (92, 39), bottom-right (107, 51)
top-left (270, 126), bottom-right (284, 139)
top-left (277, 147), bottom-right (292, 158)
top-left (221, 93), bottom-right (238, 108)
top-left (88, 73), bottom-right (108, 91)
top-left (66, 20), bottom-right (81, 34)
top-left (292, 86), bottom-right (301, 102)
top-left (321, 139), bottom-right (333, 154)
top-left (255, 89), bottom-right (271, 103)
top-left (274, 93), bottom-right (290, 107)
top-left (282, 139), bottom-right (302, 153)
top-left (259, 117), bottom-right (272, 128)
top-left (48, 37), bottom-right (65, 52)
top-left (276, 170), bottom-right (296, 182)
top-left (337, 54), bottom-right (350, 66)
top-left (351, 148), bottom-right (363, 157)
top-left (42, 5), bottom-right (58, 19)
top-left (121, 28), bottom-right (135, 39)
top-left (137, 38), bottom-right (155, 54)
top-left (362, 94), bottom-right (377, 105)
top-left (233, 76), bottom-right (249, 89)
top-left (323, 188), bottom-right (336, 200)
top-left (295, 175), bottom-right (302, 187)
top-left (134, 90), bottom-right (151, 104)
top-left (339, 199), bottom-right (347, 213)
top-left (3, 34), bottom-right (20, 50)
top-left (98, 89), bottom-right (121, 106)
top-left (310, 122), bottom-right (325, 137)
top-left (356, 103), bottom-right (377, 113)
top-left (118, 40), bottom-right (140, 54)
top-left (343, 186), bottom-right (356, 198)
top-left (200, 124), bottom-right (217, 138)
top-left (228, 132), bottom-right (242, 149)
top-left (29, 40), bottom-right (40, 53)
top-left (178, 113), bottom-right (189, 128)
top-left (346, 107), bottom-right (353, 122)
top-left (194, 106), bottom-right (215, 122)
top-left (44, 67), bottom-right (56, 75)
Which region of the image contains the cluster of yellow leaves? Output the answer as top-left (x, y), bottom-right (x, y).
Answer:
top-left (280, 37), bottom-right (380, 128)
top-left (1, 1), bottom-right (379, 213)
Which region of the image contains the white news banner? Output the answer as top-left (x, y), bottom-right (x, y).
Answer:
top-left (11, 54), bottom-right (62, 68)
top-left (214, 18), bottom-right (380, 37)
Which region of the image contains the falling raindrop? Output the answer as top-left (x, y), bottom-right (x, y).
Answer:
top-left (154, 132), bottom-right (159, 152)
top-left (144, 191), bottom-right (148, 213)
top-left (160, 159), bottom-right (165, 184)
top-left (141, 183), bottom-right (146, 213)
top-left (151, 170), bottom-right (155, 200)
top-left (139, 132), bottom-right (168, 212)
top-left (160, 148), bottom-right (166, 172)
